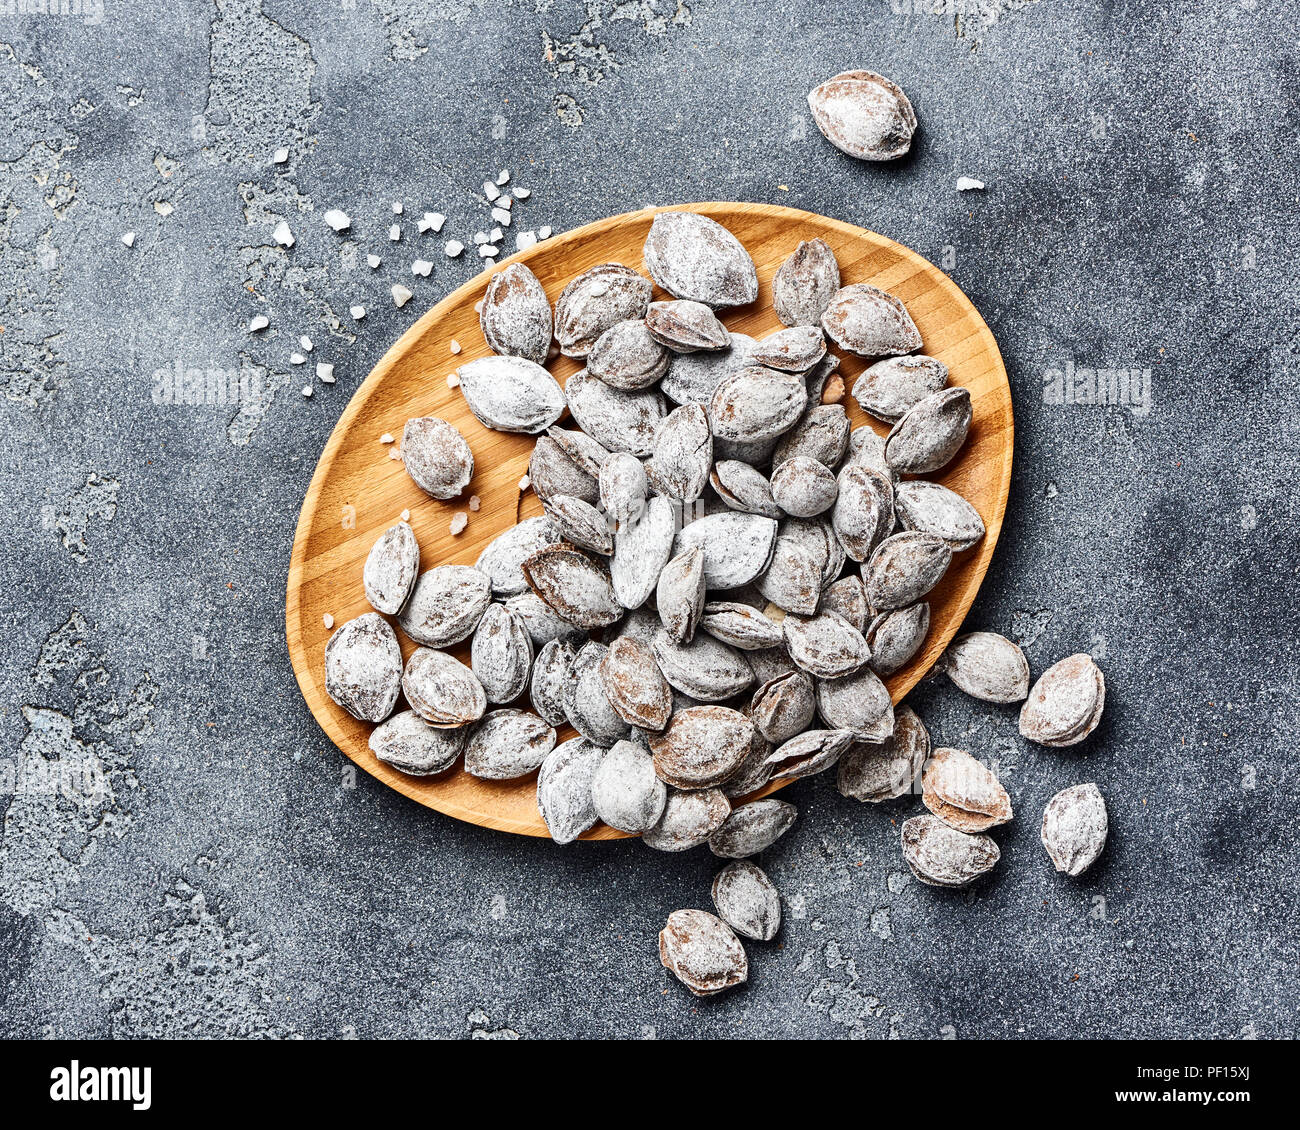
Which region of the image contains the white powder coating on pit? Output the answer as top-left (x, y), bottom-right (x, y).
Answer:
top-left (1041, 783), bottom-right (1109, 876)
top-left (535, 737), bottom-right (603, 844)
top-left (323, 613), bottom-right (403, 722)
top-left (711, 860), bottom-right (781, 941)
top-left (642, 211), bottom-right (758, 309)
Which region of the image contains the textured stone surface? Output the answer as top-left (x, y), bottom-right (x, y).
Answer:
top-left (0, 1), bottom-right (1295, 1040)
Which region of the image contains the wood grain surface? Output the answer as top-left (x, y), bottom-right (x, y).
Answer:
top-left (285, 202), bottom-right (1014, 839)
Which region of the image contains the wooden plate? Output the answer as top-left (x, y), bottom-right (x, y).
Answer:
top-left (285, 202), bottom-right (1013, 839)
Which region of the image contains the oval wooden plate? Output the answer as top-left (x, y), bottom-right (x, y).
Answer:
top-left (286, 202), bottom-right (1013, 839)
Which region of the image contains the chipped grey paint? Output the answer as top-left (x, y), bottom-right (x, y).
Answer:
top-left (0, 0), bottom-right (1296, 1039)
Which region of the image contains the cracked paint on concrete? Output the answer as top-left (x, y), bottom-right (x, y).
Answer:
top-left (0, 612), bottom-right (155, 919)
top-left (46, 472), bottom-right (120, 562)
top-left (0, 43), bottom-right (79, 407)
top-left (800, 939), bottom-right (898, 1038)
top-left (45, 880), bottom-right (283, 1038)
top-left (542, 0), bottom-right (692, 125)
top-left (368, 0), bottom-right (473, 62)
top-left (204, 0), bottom-right (319, 166)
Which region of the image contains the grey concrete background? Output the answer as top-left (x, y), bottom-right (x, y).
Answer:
top-left (0, 0), bottom-right (1295, 1040)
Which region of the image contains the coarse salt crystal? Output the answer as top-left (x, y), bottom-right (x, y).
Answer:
top-left (392, 283), bottom-right (413, 307)
top-left (496, 169), bottom-right (510, 185)
top-left (468, 495), bottom-right (481, 512)
top-left (445, 240), bottom-right (464, 258)
top-left (513, 186), bottom-right (531, 200)
top-left (497, 196), bottom-right (512, 211)
top-left (389, 224), bottom-right (401, 241)
top-left (490, 226), bottom-right (503, 242)
top-left (491, 207), bottom-right (512, 226)
top-left (121, 231), bottom-right (136, 247)
top-left (272, 148), bottom-right (289, 165)
top-left (538, 226), bottom-right (552, 240)
top-left (449, 512), bottom-right (468, 535)
top-left (273, 220), bottom-right (294, 247)
top-left (301, 384), bottom-right (313, 397)
top-left (425, 212), bottom-right (445, 232)
top-left (446, 373), bottom-right (461, 388)
top-left (290, 352), bottom-right (306, 365)
top-left (518, 475), bottom-right (531, 491)
top-left (350, 304), bottom-right (366, 319)
top-left (478, 245), bottom-right (499, 258)
top-left (322, 612), bottom-right (334, 629)
top-left (474, 300), bottom-right (483, 313)
top-left (300, 334), bottom-right (313, 351)
top-left (450, 339), bottom-right (461, 354)
top-left (248, 314), bottom-right (269, 332)
top-left (367, 254), bottom-right (381, 268)
top-left (483, 180), bottom-right (500, 201)
top-left (324, 209), bottom-right (351, 232)
top-left (316, 362), bottom-right (335, 383)
top-left (956, 176), bottom-right (986, 192)
top-left (473, 231), bottom-right (489, 244)
top-left (392, 201), bottom-right (403, 214)
top-left (411, 259), bottom-right (433, 277)
top-left (388, 447), bottom-right (402, 461)
top-left (379, 433), bottom-right (395, 444)
top-left (516, 230), bottom-right (537, 251)
top-left (400, 509), bottom-right (410, 522)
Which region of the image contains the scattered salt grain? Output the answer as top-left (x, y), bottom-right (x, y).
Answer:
top-left (518, 475), bottom-right (531, 491)
top-left (446, 373), bottom-right (461, 388)
top-left (496, 196), bottom-right (512, 211)
top-left (516, 230), bottom-right (538, 251)
top-left (316, 362), bottom-right (335, 383)
top-left (490, 226), bottom-right (503, 242)
top-left (389, 224), bottom-right (401, 241)
top-left (474, 300), bottom-right (483, 314)
top-left (322, 613), bottom-right (334, 629)
top-left (272, 148), bottom-right (289, 165)
top-left (392, 283), bottom-right (413, 307)
top-left (392, 201), bottom-right (403, 214)
top-left (956, 176), bottom-right (986, 192)
top-left (299, 335), bottom-right (313, 352)
top-left (445, 240), bottom-right (464, 258)
top-left (479, 245), bottom-right (499, 258)
top-left (538, 226), bottom-right (552, 240)
top-left (411, 259), bottom-right (433, 277)
top-left (379, 433), bottom-right (395, 444)
top-left (273, 221), bottom-right (294, 247)
top-left (491, 207), bottom-right (512, 226)
top-left (388, 447), bottom-right (402, 461)
top-left (367, 254), bottom-right (382, 269)
top-left (324, 209), bottom-right (351, 232)
top-left (350, 304), bottom-right (366, 319)
top-left (248, 314), bottom-right (269, 332)
top-left (496, 169), bottom-right (510, 186)
top-left (468, 495), bottom-right (481, 512)
top-left (154, 201), bottom-right (174, 217)
top-left (450, 512), bottom-right (468, 535)
top-left (400, 509), bottom-right (410, 522)
top-left (473, 231), bottom-right (489, 245)
top-left (301, 384), bottom-right (313, 398)
top-left (513, 186), bottom-right (531, 200)
top-left (121, 231), bottom-right (136, 247)
top-left (483, 180), bottom-right (501, 202)
top-left (290, 352), bottom-right (306, 365)
top-left (450, 339), bottom-right (462, 354)
top-left (418, 212), bottom-right (446, 233)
